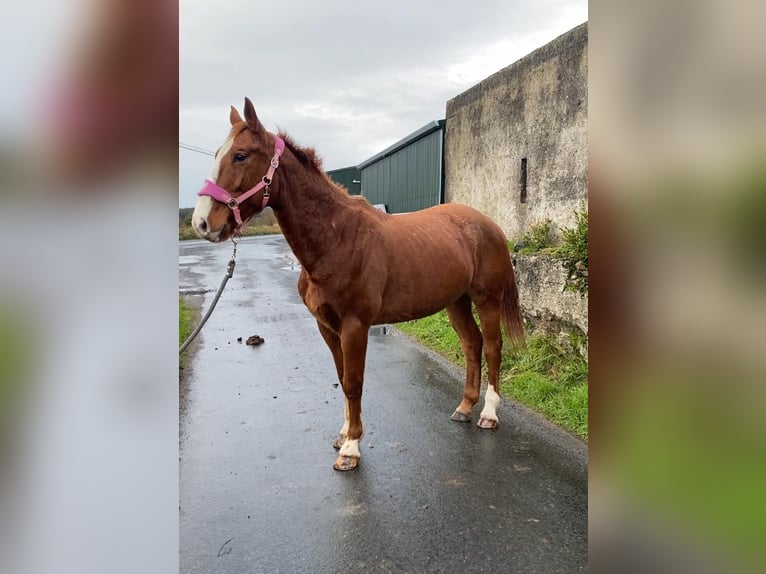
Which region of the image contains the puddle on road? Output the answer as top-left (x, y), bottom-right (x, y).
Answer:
top-left (280, 253), bottom-right (302, 273)
top-left (179, 255), bottom-right (202, 266)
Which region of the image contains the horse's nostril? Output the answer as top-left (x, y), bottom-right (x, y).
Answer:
top-left (199, 219), bottom-right (208, 233)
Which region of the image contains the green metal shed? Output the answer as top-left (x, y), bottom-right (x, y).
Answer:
top-left (326, 166), bottom-right (361, 195)
top-left (356, 120), bottom-right (445, 213)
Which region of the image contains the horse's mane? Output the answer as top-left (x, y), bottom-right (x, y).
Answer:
top-left (277, 131), bottom-right (360, 201)
top-left (278, 132), bottom-right (324, 173)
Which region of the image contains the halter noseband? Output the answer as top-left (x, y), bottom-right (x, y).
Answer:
top-left (197, 136), bottom-right (285, 233)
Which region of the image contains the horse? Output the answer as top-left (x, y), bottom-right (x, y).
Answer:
top-left (191, 98), bottom-right (525, 471)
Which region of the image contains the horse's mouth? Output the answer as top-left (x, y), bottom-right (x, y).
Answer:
top-left (202, 221), bottom-right (228, 243)
top-left (216, 223), bottom-right (231, 242)
top-left (195, 223), bottom-right (228, 243)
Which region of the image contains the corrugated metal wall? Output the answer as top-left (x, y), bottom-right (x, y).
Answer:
top-left (360, 127), bottom-right (444, 214)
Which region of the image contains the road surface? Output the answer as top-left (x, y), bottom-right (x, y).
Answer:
top-left (179, 235), bottom-right (587, 573)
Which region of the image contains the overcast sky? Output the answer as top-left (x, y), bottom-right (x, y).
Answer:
top-left (179, 0), bottom-right (587, 207)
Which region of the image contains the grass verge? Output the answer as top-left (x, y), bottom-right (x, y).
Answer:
top-left (179, 297), bottom-right (193, 345)
top-left (397, 310), bottom-right (588, 440)
top-left (179, 297), bottom-right (194, 369)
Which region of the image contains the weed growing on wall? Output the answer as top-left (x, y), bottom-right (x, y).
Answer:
top-left (555, 208), bottom-right (588, 295)
top-left (516, 219), bottom-right (555, 253)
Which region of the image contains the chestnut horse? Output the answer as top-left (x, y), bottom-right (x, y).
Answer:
top-left (192, 98), bottom-right (525, 471)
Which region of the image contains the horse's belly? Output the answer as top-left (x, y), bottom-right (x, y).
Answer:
top-left (375, 289), bottom-right (461, 324)
top-left (374, 255), bottom-right (472, 324)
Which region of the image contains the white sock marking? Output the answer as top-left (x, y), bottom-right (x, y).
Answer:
top-left (338, 396), bottom-right (364, 457)
top-left (338, 396), bottom-right (350, 438)
top-left (339, 439), bottom-right (360, 459)
top-left (479, 385), bottom-right (500, 422)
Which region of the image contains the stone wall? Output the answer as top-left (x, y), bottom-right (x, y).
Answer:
top-left (514, 254), bottom-right (588, 352)
top-left (444, 23), bottom-right (588, 242)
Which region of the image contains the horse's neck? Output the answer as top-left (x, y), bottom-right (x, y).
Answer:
top-left (273, 160), bottom-right (353, 273)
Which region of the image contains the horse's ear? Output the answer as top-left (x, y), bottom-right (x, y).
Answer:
top-left (229, 106), bottom-right (243, 126)
top-left (243, 97), bottom-right (261, 133)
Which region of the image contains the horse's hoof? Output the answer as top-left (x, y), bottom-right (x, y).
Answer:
top-left (333, 455), bottom-right (359, 471)
top-left (450, 410), bottom-right (471, 423)
top-left (477, 417), bottom-right (498, 429)
top-left (332, 435), bottom-right (346, 450)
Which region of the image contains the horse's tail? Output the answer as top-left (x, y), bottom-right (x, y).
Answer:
top-left (501, 258), bottom-right (527, 351)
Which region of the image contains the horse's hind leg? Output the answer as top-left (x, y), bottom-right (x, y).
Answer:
top-left (476, 302), bottom-right (503, 429)
top-left (446, 294), bottom-right (483, 423)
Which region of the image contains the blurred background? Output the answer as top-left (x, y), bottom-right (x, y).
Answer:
top-left (589, 0), bottom-right (766, 572)
top-left (0, 1), bottom-right (764, 573)
top-left (0, 1), bottom-right (179, 573)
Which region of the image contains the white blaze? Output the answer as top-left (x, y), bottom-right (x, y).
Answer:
top-left (191, 135), bottom-right (234, 237)
top-left (207, 135), bottom-right (233, 183)
top-left (190, 196), bottom-right (214, 237)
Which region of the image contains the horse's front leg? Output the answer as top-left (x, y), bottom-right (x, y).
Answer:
top-left (316, 321), bottom-right (348, 449)
top-left (334, 316), bottom-right (369, 471)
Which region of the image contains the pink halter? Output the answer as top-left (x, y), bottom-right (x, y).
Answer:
top-left (197, 136), bottom-right (285, 233)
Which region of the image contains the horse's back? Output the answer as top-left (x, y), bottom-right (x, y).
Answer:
top-left (388, 202), bottom-right (509, 252)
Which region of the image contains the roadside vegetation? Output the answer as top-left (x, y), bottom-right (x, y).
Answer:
top-left (555, 207), bottom-right (588, 295)
top-left (512, 218), bottom-right (556, 254)
top-left (511, 207), bottom-right (588, 295)
top-left (179, 207), bottom-right (282, 240)
top-left (179, 297), bottom-right (195, 370)
top-left (179, 297), bottom-right (193, 346)
top-left (397, 311), bottom-right (588, 439)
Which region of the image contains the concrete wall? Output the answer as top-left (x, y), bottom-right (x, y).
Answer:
top-left (514, 254), bottom-right (588, 352)
top-left (444, 23), bottom-right (588, 242)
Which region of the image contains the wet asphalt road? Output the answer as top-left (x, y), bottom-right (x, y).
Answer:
top-left (179, 235), bottom-right (587, 574)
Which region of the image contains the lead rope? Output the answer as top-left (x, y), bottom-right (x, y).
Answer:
top-left (179, 235), bottom-right (239, 354)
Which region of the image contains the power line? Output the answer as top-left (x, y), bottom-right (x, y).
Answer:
top-left (179, 128), bottom-right (221, 148)
top-left (179, 142), bottom-right (215, 157)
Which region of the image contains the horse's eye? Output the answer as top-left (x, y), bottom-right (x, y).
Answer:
top-left (233, 153), bottom-right (247, 162)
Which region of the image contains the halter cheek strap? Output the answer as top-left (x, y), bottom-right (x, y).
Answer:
top-left (197, 136), bottom-right (285, 233)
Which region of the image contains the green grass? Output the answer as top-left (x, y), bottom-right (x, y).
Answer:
top-left (179, 297), bottom-right (196, 371)
top-left (179, 297), bottom-right (193, 347)
top-left (179, 226), bottom-right (196, 241)
top-left (395, 311), bottom-right (465, 365)
top-left (397, 310), bottom-right (588, 439)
